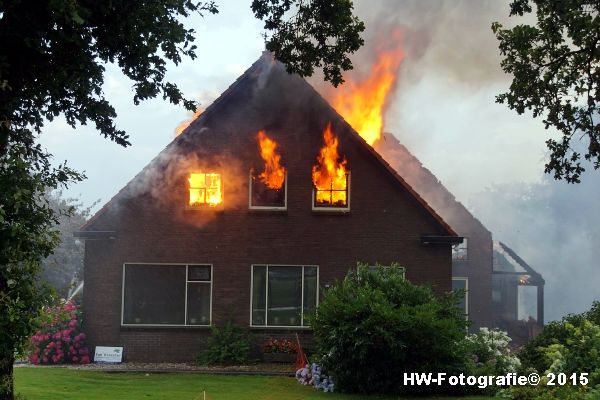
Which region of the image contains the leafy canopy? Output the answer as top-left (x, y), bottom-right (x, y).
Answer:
top-left (251, 0), bottom-right (365, 86)
top-left (493, 0), bottom-right (600, 183)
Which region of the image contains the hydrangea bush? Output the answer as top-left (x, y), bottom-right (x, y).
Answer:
top-left (466, 327), bottom-right (521, 374)
top-left (296, 363), bottom-right (335, 393)
top-left (28, 300), bottom-right (90, 365)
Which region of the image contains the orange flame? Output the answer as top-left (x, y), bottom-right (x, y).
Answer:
top-left (175, 108), bottom-right (203, 137)
top-left (330, 48), bottom-right (404, 146)
top-left (312, 123), bottom-right (348, 207)
top-left (256, 130), bottom-right (286, 189)
top-left (188, 173), bottom-right (222, 207)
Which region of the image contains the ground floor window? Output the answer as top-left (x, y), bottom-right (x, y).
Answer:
top-left (452, 277), bottom-right (468, 318)
top-left (251, 265), bottom-right (318, 327)
top-left (367, 264), bottom-right (406, 278)
top-left (122, 263), bottom-right (212, 326)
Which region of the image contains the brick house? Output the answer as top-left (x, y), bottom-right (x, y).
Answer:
top-left (78, 54), bottom-right (462, 362)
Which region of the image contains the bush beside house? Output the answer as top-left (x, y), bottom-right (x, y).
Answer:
top-left (309, 263), bottom-right (470, 395)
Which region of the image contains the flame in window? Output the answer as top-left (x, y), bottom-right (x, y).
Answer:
top-left (312, 123), bottom-right (349, 207)
top-left (256, 130), bottom-right (286, 189)
top-left (188, 173), bottom-right (222, 207)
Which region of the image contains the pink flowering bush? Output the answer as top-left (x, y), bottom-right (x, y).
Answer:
top-left (28, 300), bottom-right (91, 365)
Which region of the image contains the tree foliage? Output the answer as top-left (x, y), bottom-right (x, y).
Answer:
top-left (493, 0), bottom-right (600, 183)
top-left (0, 131), bottom-right (82, 399)
top-left (0, 0), bottom-right (219, 152)
top-left (251, 0), bottom-right (365, 86)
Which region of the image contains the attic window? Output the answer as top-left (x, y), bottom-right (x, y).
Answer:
top-left (452, 238), bottom-right (468, 261)
top-left (313, 173), bottom-right (350, 210)
top-left (312, 123), bottom-right (350, 211)
top-left (249, 130), bottom-right (287, 210)
top-left (188, 173), bottom-right (222, 208)
top-left (249, 171), bottom-right (287, 209)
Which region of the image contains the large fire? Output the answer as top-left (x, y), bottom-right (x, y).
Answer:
top-left (256, 130), bottom-right (286, 189)
top-left (330, 48), bottom-right (403, 146)
top-left (312, 123), bottom-right (349, 207)
top-left (188, 173), bottom-right (222, 207)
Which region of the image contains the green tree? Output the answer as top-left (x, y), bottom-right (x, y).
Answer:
top-left (0, 1), bottom-right (364, 398)
top-left (251, 0), bottom-right (364, 86)
top-left (492, 0), bottom-right (600, 183)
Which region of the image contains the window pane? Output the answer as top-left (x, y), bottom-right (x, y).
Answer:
top-left (252, 266), bottom-right (266, 326)
top-left (303, 267), bottom-right (317, 325)
top-left (123, 265), bottom-right (186, 325)
top-left (452, 279), bottom-right (468, 315)
top-left (267, 266), bottom-right (302, 326)
top-left (187, 283), bottom-right (211, 325)
top-left (188, 265), bottom-right (211, 281)
top-left (250, 176), bottom-right (286, 208)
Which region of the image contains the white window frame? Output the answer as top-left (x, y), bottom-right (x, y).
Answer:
top-left (312, 172), bottom-right (351, 213)
top-left (186, 172), bottom-right (224, 210)
top-left (452, 237), bottom-right (468, 261)
top-left (248, 170), bottom-right (288, 211)
top-left (121, 262), bottom-right (213, 327)
top-left (367, 264), bottom-right (406, 278)
top-left (249, 264), bottom-right (319, 329)
top-left (452, 276), bottom-right (469, 319)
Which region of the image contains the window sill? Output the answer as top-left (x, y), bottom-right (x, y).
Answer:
top-left (120, 325), bottom-right (212, 332)
top-left (249, 325), bottom-right (312, 331)
top-left (185, 206), bottom-right (224, 212)
top-left (311, 208), bottom-right (350, 215)
top-left (248, 207), bottom-right (288, 214)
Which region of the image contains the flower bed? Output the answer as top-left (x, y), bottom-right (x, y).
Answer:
top-left (28, 300), bottom-right (90, 365)
top-left (262, 338), bottom-right (298, 363)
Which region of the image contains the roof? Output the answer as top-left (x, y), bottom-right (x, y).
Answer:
top-left (493, 241), bottom-right (544, 284)
top-left (374, 133), bottom-right (491, 238)
top-left (82, 52), bottom-right (458, 237)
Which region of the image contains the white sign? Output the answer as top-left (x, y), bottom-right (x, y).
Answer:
top-left (94, 346), bottom-right (123, 363)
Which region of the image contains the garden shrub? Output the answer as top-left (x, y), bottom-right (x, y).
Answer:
top-left (309, 263), bottom-right (470, 395)
top-left (27, 300), bottom-right (90, 365)
top-left (519, 300), bottom-right (600, 375)
top-left (196, 321), bottom-right (252, 365)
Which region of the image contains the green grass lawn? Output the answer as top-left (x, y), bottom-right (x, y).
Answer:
top-left (14, 367), bottom-right (493, 400)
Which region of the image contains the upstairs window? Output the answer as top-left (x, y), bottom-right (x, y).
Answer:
top-left (313, 173), bottom-right (350, 209)
top-left (188, 173), bottom-right (222, 208)
top-left (312, 123), bottom-right (350, 211)
top-left (452, 238), bottom-right (468, 261)
top-left (249, 130), bottom-right (287, 210)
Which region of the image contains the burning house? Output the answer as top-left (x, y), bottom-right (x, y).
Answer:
top-left (78, 53), bottom-right (462, 362)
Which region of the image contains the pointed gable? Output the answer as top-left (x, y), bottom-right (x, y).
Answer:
top-left (82, 52), bottom-right (457, 238)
